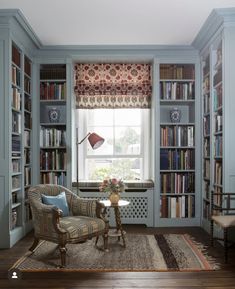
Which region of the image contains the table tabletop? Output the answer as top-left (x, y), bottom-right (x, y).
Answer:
top-left (100, 199), bottom-right (130, 207)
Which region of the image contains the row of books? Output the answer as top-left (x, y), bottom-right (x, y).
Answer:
top-left (40, 128), bottom-right (66, 147)
top-left (160, 172), bottom-right (195, 194)
top-left (24, 113), bottom-right (31, 130)
top-left (160, 65), bottom-right (195, 80)
top-left (11, 209), bottom-right (18, 230)
top-left (24, 76), bottom-right (31, 94)
top-left (213, 187), bottom-right (223, 207)
top-left (24, 203), bottom-right (32, 222)
top-left (40, 82), bottom-right (67, 100)
top-left (24, 130), bottom-right (30, 147)
top-left (12, 175), bottom-right (21, 190)
top-left (12, 159), bottom-right (20, 173)
top-left (24, 149), bottom-right (31, 165)
top-left (160, 149), bottom-right (195, 170)
top-left (203, 76), bottom-right (210, 94)
top-left (160, 82), bottom-right (195, 100)
top-left (204, 181), bottom-right (210, 200)
top-left (12, 66), bottom-right (21, 87)
top-left (203, 93), bottom-right (210, 114)
top-left (12, 45), bottom-right (21, 67)
top-left (24, 94), bottom-right (31, 112)
top-left (40, 172), bottom-right (66, 185)
top-left (12, 113), bottom-right (21, 134)
top-left (214, 114), bottom-right (222, 132)
top-left (203, 138), bottom-right (210, 157)
top-left (160, 125), bottom-right (194, 147)
top-left (214, 161), bottom-right (222, 185)
top-left (12, 135), bottom-right (21, 152)
top-left (214, 135), bottom-right (223, 157)
top-left (12, 88), bottom-right (21, 110)
top-left (203, 159), bottom-right (210, 179)
top-left (40, 150), bottom-right (67, 170)
top-left (213, 86), bottom-right (223, 110)
top-left (203, 55), bottom-right (210, 76)
top-left (24, 167), bottom-right (31, 186)
top-left (203, 201), bottom-right (210, 220)
top-left (203, 115), bottom-right (210, 136)
top-left (161, 195), bottom-right (195, 218)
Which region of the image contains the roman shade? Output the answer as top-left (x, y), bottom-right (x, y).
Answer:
top-left (74, 63), bottom-right (152, 109)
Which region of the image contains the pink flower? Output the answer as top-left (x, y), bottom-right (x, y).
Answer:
top-left (111, 178), bottom-right (118, 184)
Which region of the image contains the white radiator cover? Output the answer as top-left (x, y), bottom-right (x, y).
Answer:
top-left (75, 188), bottom-right (154, 227)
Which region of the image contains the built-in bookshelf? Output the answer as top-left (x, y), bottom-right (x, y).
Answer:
top-left (212, 39), bottom-right (223, 207)
top-left (40, 64), bottom-right (67, 186)
top-left (10, 44), bottom-right (33, 233)
top-left (159, 64), bottom-right (196, 221)
top-left (201, 37), bottom-right (224, 230)
top-left (202, 53), bottom-right (211, 220)
top-left (24, 56), bottom-right (32, 224)
top-left (11, 43), bottom-right (22, 231)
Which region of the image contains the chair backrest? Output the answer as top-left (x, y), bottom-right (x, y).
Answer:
top-left (28, 184), bottom-right (76, 210)
top-left (211, 191), bottom-right (235, 216)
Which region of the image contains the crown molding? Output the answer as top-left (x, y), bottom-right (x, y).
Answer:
top-left (0, 9), bottom-right (42, 49)
top-left (192, 8), bottom-right (235, 51)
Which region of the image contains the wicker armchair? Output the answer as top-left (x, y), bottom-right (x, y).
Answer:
top-left (28, 184), bottom-right (109, 267)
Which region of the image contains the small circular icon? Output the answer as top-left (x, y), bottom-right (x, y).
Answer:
top-left (8, 268), bottom-right (22, 281)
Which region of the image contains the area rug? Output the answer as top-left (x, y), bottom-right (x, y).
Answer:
top-left (11, 234), bottom-right (219, 272)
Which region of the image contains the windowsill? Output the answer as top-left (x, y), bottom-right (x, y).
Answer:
top-left (72, 180), bottom-right (154, 190)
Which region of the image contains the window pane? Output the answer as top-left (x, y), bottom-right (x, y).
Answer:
top-left (87, 109), bottom-right (113, 126)
top-left (87, 158), bottom-right (141, 180)
top-left (115, 127), bottom-right (141, 155)
top-left (114, 109), bottom-right (141, 126)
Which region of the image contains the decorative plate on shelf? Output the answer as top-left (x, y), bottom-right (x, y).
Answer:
top-left (48, 107), bottom-right (60, 123)
top-left (170, 107), bottom-right (181, 123)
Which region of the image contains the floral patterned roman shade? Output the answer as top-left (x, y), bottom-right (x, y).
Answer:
top-left (74, 63), bottom-right (152, 109)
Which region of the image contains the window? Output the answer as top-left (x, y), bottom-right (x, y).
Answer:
top-left (76, 108), bottom-right (150, 181)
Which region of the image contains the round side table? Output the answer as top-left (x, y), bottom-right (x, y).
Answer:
top-left (100, 199), bottom-right (130, 248)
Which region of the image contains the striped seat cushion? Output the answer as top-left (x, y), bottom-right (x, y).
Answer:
top-left (59, 216), bottom-right (106, 240)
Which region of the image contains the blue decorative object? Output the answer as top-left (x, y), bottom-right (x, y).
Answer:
top-left (42, 192), bottom-right (69, 217)
top-left (48, 107), bottom-right (60, 123)
top-left (170, 107), bottom-right (181, 123)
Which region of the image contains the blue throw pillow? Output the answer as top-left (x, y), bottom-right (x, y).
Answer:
top-left (42, 191), bottom-right (69, 217)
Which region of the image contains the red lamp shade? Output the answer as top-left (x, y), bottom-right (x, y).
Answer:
top-left (88, 132), bottom-right (105, 149)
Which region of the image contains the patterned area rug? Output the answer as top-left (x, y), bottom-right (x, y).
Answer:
top-left (12, 234), bottom-right (219, 272)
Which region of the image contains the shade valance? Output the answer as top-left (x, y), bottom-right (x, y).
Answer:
top-left (74, 63), bottom-right (152, 109)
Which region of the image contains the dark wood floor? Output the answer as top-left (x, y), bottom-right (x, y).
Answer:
top-left (0, 225), bottom-right (235, 289)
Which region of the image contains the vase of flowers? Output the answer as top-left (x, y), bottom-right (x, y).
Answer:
top-left (99, 178), bottom-right (126, 204)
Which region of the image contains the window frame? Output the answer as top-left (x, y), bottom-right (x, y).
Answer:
top-left (76, 109), bottom-right (150, 181)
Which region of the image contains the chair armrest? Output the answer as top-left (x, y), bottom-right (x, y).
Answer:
top-left (71, 197), bottom-right (104, 218)
top-left (30, 202), bottom-right (67, 237)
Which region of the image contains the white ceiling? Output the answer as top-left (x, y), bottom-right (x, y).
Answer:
top-left (1, 0), bottom-right (235, 46)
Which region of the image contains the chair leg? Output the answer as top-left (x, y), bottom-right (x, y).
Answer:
top-left (59, 245), bottom-right (67, 267)
top-left (103, 233), bottom-right (109, 251)
top-left (224, 228), bottom-right (228, 263)
top-left (29, 237), bottom-right (39, 252)
top-left (210, 219), bottom-right (214, 247)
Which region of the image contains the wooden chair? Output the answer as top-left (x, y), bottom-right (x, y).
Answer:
top-left (28, 184), bottom-right (109, 267)
top-left (210, 191), bottom-right (235, 263)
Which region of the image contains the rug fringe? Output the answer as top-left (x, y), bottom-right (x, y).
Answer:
top-left (185, 234), bottom-right (220, 270)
